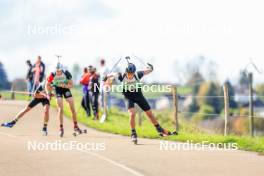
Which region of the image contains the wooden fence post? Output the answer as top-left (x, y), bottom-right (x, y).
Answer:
top-left (172, 86), bottom-right (179, 132)
top-left (103, 91), bottom-right (108, 120)
top-left (249, 73), bottom-right (254, 137)
top-left (223, 83), bottom-right (229, 136)
top-left (11, 82), bottom-right (15, 100)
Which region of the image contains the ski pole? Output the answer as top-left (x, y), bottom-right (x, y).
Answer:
top-left (109, 58), bottom-right (122, 74)
top-left (132, 54), bottom-right (148, 67)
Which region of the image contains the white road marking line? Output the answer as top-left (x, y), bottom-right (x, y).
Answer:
top-left (0, 131), bottom-right (145, 176)
top-left (0, 131), bottom-right (23, 140)
top-left (78, 149), bottom-right (145, 176)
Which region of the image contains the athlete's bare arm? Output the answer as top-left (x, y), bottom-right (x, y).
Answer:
top-left (45, 82), bottom-right (53, 94)
top-left (143, 63), bottom-right (154, 75)
top-left (143, 69), bottom-right (152, 75)
top-left (105, 72), bottom-right (119, 80)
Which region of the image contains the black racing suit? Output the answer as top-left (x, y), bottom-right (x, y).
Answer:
top-left (118, 71), bottom-right (151, 111)
top-left (28, 85), bottom-right (50, 108)
top-left (47, 70), bottom-right (73, 99)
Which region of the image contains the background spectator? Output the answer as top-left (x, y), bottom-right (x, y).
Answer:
top-left (26, 60), bottom-right (34, 94)
top-left (80, 67), bottom-right (91, 117)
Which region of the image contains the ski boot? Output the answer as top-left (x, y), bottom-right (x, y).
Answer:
top-left (159, 129), bottom-right (178, 137)
top-left (1, 120), bottom-right (16, 128)
top-left (131, 132), bottom-right (138, 145)
top-left (155, 124), bottom-right (178, 137)
top-left (42, 127), bottom-right (48, 136)
top-left (73, 126), bottom-right (87, 137)
top-left (59, 128), bottom-right (64, 138)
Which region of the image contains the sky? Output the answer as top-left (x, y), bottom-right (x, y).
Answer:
top-left (0, 0), bottom-right (264, 84)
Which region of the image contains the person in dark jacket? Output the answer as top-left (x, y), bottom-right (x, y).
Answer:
top-left (89, 67), bottom-right (100, 120)
top-left (26, 60), bottom-right (34, 94)
top-left (36, 56), bottom-right (46, 82)
top-left (80, 67), bottom-right (91, 117)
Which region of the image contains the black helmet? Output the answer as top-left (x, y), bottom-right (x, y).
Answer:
top-left (126, 63), bottom-right (136, 73)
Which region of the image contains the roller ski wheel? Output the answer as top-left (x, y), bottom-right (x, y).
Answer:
top-left (42, 128), bottom-right (48, 136)
top-left (59, 129), bottom-right (64, 138)
top-left (1, 121), bottom-right (16, 128)
top-left (159, 129), bottom-right (178, 137)
top-left (132, 138), bottom-right (138, 145)
top-left (73, 128), bottom-right (87, 137)
top-left (131, 133), bottom-right (138, 145)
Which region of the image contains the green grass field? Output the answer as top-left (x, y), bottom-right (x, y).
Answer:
top-left (58, 89), bottom-right (264, 154)
top-left (1, 89), bottom-right (264, 154)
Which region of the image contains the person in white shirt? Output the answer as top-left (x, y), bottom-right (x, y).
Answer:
top-left (99, 59), bottom-right (110, 110)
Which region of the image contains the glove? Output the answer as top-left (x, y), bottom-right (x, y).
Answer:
top-left (147, 63), bottom-right (153, 71)
top-left (51, 81), bottom-right (59, 87)
top-left (52, 80), bottom-right (68, 87)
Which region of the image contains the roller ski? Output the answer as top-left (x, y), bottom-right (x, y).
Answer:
top-left (59, 128), bottom-right (64, 138)
top-left (155, 124), bottom-right (178, 137)
top-left (131, 132), bottom-right (138, 145)
top-left (158, 129), bottom-right (178, 137)
top-left (1, 120), bottom-right (16, 128)
top-left (131, 129), bottom-right (138, 145)
top-left (42, 127), bottom-right (48, 136)
top-left (73, 127), bottom-right (87, 137)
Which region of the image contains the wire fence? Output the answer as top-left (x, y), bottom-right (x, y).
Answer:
top-left (2, 80), bottom-right (264, 137)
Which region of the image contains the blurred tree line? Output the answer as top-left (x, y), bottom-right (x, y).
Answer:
top-left (179, 56), bottom-right (253, 122)
top-left (0, 62), bottom-right (10, 89)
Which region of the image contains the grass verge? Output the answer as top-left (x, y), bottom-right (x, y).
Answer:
top-left (2, 90), bottom-right (263, 154)
top-left (52, 98), bottom-right (264, 154)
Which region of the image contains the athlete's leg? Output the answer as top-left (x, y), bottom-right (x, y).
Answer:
top-left (42, 104), bottom-right (49, 135)
top-left (145, 110), bottom-right (159, 125)
top-left (66, 97), bottom-right (79, 128)
top-left (134, 93), bottom-right (158, 125)
top-left (2, 105), bottom-right (32, 127)
top-left (145, 110), bottom-right (173, 135)
top-left (56, 98), bottom-right (64, 129)
top-left (14, 98), bottom-right (42, 121)
top-left (128, 108), bottom-right (136, 129)
top-left (43, 104), bottom-right (49, 126)
top-left (136, 94), bottom-right (171, 135)
top-left (128, 107), bottom-right (137, 143)
top-left (14, 106), bottom-right (32, 121)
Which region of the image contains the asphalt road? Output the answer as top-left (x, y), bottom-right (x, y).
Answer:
top-left (0, 100), bottom-right (264, 176)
